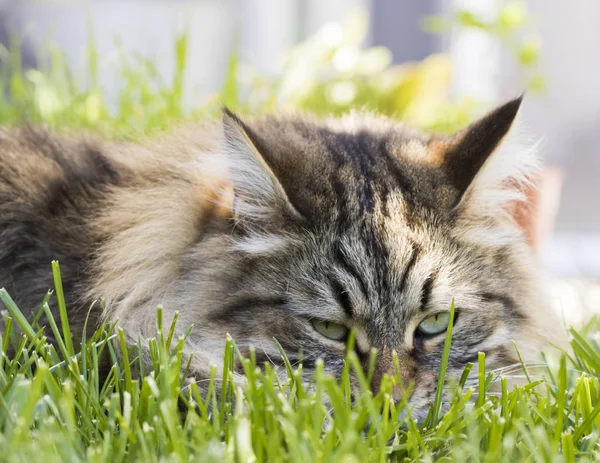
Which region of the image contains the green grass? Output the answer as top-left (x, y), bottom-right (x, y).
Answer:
top-left (1, 264), bottom-right (600, 462)
top-left (0, 28), bottom-right (210, 139)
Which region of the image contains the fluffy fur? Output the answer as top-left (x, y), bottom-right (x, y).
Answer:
top-left (0, 97), bottom-right (567, 418)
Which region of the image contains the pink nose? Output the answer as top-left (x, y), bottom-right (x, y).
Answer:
top-left (368, 348), bottom-right (416, 401)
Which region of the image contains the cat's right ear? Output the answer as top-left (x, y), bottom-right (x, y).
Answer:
top-left (221, 108), bottom-right (303, 224)
top-left (433, 96), bottom-right (539, 218)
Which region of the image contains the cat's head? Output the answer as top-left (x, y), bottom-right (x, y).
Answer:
top-left (188, 97), bottom-right (564, 418)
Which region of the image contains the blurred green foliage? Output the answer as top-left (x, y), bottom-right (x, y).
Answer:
top-left (230, 11), bottom-right (473, 134)
top-left (219, 3), bottom-right (543, 134)
top-left (0, 3), bottom-right (541, 139)
top-left (422, 0), bottom-right (544, 92)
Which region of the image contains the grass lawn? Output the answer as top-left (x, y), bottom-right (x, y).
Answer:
top-left (2, 265), bottom-right (600, 462)
top-left (1, 27), bottom-right (600, 462)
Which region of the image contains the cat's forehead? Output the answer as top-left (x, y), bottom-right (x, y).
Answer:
top-left (254, 112), bottom-right (432, 158)
top-left (247, 114), bottom-right (453, 225)
top-left (333, 206), bottom-right (437, 281)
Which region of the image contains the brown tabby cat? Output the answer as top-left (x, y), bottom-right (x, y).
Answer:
top-left (0, 96), bottom-right (566, 418)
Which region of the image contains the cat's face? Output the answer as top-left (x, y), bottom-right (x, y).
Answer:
top-left (189, 98), bottom-right (557, 418)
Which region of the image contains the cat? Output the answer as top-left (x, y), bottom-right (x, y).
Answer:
top-left (0, 96), bottom-right (567, 419)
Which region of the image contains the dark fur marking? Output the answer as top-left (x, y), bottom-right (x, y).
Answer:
top-left (334, 244), bottom-right (369, 302)
top-left (481, 293), bottom-right (526, 319)
top-left (399, 244), bottom-right (420, 295)
top-left (355, 132), bottom-right (376, 214)
top-left (329, 276), bottom-right (354, 318)
top-left (378, 137), bottom-right (414, 199)
top-left (420, 275), bottom-right (434, 311)
top-left (211, 296), bottom-right (288, 323)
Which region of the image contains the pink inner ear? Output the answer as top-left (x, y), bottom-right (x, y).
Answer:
top-left (512, 166), bottom-right (563, 257)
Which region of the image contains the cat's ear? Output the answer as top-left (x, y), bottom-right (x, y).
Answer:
top-left (221, 108), bottom-right (303, 223)
top-left (440, 95), bottom-right (538, 214)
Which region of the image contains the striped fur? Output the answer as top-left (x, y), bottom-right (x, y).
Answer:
top-left (0, 97), bottom-right (567, 417)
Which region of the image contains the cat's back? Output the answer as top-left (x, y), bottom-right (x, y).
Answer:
top-left (0, 127), bottom-right (125, 210)
top-left (0, 122), bottom-right (223, 324)
top-left (0, 127), bottom-right (128, 320)
top-left (0, 121), bottom-right (223, 205)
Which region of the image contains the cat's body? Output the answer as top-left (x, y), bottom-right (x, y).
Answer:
top-left (0, 98), bottom-right (567, 418)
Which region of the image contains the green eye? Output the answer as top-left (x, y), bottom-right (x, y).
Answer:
top-left (417, 312), bottom-right (451, 336)
top-left (312, 320), bottom-right (348, 341)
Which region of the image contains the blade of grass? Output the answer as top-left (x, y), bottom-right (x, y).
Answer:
top-left (428, 299), bottom-right (456, 427)
top-left (0, 289), bottom-right (36, 339)
top-left (52, 261), bottom-right (74, 357)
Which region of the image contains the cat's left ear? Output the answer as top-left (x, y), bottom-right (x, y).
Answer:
top-left (439, 95), bottom-right (538, 214)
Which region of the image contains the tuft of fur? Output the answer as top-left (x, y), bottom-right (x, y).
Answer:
top-left (0, 97), bottom-right (567, 417)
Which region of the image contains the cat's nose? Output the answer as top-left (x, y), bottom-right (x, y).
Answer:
top-left (368, 348), bottom-right (416, 402)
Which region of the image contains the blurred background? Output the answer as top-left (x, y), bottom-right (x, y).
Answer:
top-left (0, 0), bottom-right (599, 319)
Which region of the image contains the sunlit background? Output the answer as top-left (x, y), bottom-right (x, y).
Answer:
top-left (1, 0), bottom-right (599, 318)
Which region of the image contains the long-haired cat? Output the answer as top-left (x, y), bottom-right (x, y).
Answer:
top-left (0, 96), bottom-right (566, 418)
